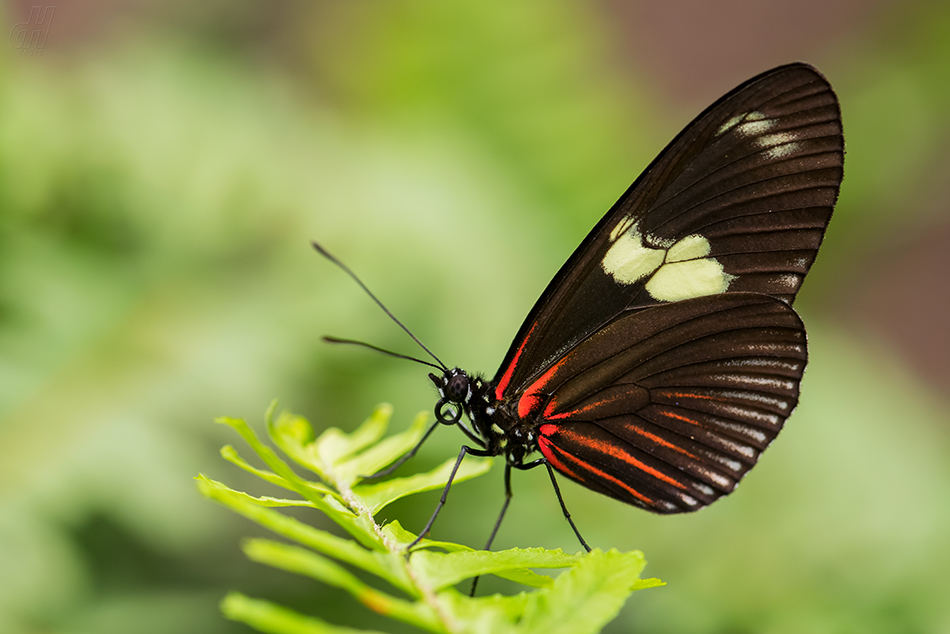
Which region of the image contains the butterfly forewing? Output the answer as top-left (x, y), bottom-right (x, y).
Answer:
top-left (494, 63), bottom-right (842, 397)
top-left (533, 293), bottom-right (808, 513)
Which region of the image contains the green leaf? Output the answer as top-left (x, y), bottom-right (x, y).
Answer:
top-left (354, 454), bottom-right (493, 514)
top-left (332, 410), bottom-right (430, 486)
top-left (436, 591), bottom-right (531, 634)
top-left (221, 592), bottom-right (388, 634)
top-left (244, 539), bottom-right (441, 632)
top-left (197, 476), bottom-right (402, 588)
top-left (412, 547), bottom-right (579, 590)
top-left (315, 404), bottom-right (393, 465)
top-left (518, 550), bottom-right (648, 634)
top-left (215, 415), bottom-right (384, 549)
top-left (631, 577), bottom-right (665, 591)
top-left (204, 406), bottom-right (661, 634)
top-left (220, 444), bottom-right (339, 498)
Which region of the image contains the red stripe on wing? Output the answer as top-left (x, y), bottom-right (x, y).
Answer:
top-left (623, 424), bottom-right (699, 460)
top-left (517, 360), bottom-right (564, 418)
top-left (538, 429), bottom-right (655, 506)
top-left (494, 322), bottom-right (536, 400)
top-left (540, 424), bottom-right (687, 491)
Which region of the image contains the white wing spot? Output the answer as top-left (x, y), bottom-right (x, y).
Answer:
top-left (763, 142), bottom-right (800, 160)
top-left (722, 358), bottom-right (801, 373)
top-left (757, 131), bottom-right (797, 148)
top-left (712, 374), bottom-right (796, 391)
top-left (707, 451), bottom-right (745, 472)
top-left (716, 114), bottom-right (745, 136)
top-left (679, 494), bottom-right (699, 507)
top-left (602, 221), bottom-right (735, 301)
top-left (756, 131), bottom-right (800, 160)
top-left (700, 469), bottom-right (733, 489)
top-left (746, 342), bottom-right (803, 355)
top-left (666, 234), bottom-right (710, 262)
top-left (646, 259), bottom-right (735, 302)
top-left (713, 432), bottom-right (759, 459)
top-left (715, 420), bottom-right (769, 445)
top-left (602, 225), bottom-right (666, 284)
top-left (722, 403), bottom-right (781, 426)
top-left (609, 214), bottom-right (637, 241)
top-left (719, 389), bottom-right (790, 411)
top-left (737, 112), bottom-right (775, 137)
top-left (777, 273), bottom-right (799, 289)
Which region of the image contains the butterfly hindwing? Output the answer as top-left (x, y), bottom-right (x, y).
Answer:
top-left (494, 63), bottom-right (842, 398)
top-left (530, 293), bottom-right (807, 513)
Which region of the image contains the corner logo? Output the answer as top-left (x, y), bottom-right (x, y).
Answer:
top-left (10, 6), bottom-right (55, 56)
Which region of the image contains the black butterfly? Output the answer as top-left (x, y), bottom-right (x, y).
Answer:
top-left (318, 62), bottom-right (843, 552)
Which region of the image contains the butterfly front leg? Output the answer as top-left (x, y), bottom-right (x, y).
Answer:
top-left (408, 443), bottom-right (495, 551)
top-left (503, 452), bottom-right (592, 553)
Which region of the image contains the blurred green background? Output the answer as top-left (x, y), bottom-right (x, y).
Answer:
top-left (2, 1), bottom-right (949, 632)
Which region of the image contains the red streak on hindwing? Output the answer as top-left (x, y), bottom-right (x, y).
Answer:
top-left (538, 427), bottom-right (654, 505)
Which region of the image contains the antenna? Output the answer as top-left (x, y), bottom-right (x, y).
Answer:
top-left (323, 336), bottom-right (443, 371)
top-left (312, 241), bottom-right (448, 371)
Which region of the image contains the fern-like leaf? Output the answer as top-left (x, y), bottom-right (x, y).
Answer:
top-left (198, 403), bottom-right (662, 633)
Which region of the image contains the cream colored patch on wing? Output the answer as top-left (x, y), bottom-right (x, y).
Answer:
top-left (737, 111), bottom-right (775, 137)
top-left (602, 222), bottom-right (735, 300)
top-left (602, 228), bottom-right (666, 285)
top-left (716, 114), bottom-right (744, 136)
top-left (666, 234), bottom-right (710, 262)
top-left (646, 258), bottom-right (735, 302)
top-left (609, 214), bottom-right (637, 241)
top-left (757, 131), bottom-right (800, 160)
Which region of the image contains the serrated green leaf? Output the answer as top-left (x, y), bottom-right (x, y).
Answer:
top-left (412, 547), bottom-right (578, 590)
top-left (216, 416), bottom-right (386, 549)
top-left (314, 404), bottom-right (392, 465)
top-left (354, 455), bottom-right (493, 514)
top-left (197, 476), bottom-right (402, 586)
top-left (244, 540), bottom-right (441, 632)
top-left (203, 484), bottom-right (317, 509)
top-left (436, 590), bottom-right (530, 634)
top-left (518, 550), bottom-right (647, 634)
top-left (379, 521), bottom-right (464, 552)
top-left (209, 407), bottom-right (661, 634)
top-left (221, 592), bottom-right (387, 634)
top-left (333, 411), bottom-right (430, 485)
top-left (220, 445), bottom-right (337, 498)
top-left (631, 577), bottom-right (665, 591)
top-left (268, 410), bottom-right (331, 480)
top-left (216, 416), bottom-right (328, 492)
top-left (273, 409), bottom-right (318, 445)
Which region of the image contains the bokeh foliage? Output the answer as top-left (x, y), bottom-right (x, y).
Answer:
top-left (1, 1), bottom-right (948, 633)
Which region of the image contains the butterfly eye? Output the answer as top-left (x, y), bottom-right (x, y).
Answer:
top-left (445, 373), bottom-right (470, 403)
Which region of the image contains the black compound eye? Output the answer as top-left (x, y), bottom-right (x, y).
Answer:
top-left (445, 374), bottom-right (469, 402)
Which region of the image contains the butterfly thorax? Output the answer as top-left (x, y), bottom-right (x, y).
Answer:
top-left (429, 367), bottom-right (539, 465)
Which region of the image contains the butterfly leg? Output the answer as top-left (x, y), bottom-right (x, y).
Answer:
top-left (543, 462), bottom-right (591, 553)
top-left (468, 462), bottom-right (514, 596)
top-left (508, 459), bottom-right (592, 552)
top-left (408, 444), bottom-right (492, 551)
top-left (483, 461), bottom-right (514, 552)
top-left (361, 421), bottom-right (439, 480)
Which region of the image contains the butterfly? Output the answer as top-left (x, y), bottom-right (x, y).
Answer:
top-left (318, 62), bottom-right (843, 551)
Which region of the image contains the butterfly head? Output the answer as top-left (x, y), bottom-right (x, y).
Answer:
top-left (430, 368), bottom-right (473, 425)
